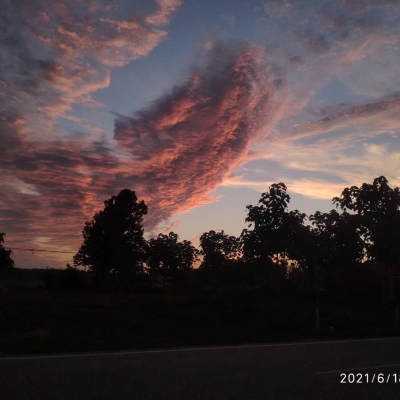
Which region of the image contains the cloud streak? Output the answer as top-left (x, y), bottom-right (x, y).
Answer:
top-left (286, 96), bottom-right (400, 141)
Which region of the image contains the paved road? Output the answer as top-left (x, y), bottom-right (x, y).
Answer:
top-left (1, 338), bottom-right (400, 399)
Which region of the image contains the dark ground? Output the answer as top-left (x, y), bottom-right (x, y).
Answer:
top-left (1, 285), bottom-right (400, 355)
top-left (1, 338), bottom-right (400, 399)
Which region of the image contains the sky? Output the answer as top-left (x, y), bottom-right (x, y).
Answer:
top-left (1, 0), bottom-right (400, 269)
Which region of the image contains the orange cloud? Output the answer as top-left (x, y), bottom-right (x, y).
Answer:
top-left (113, 42), bottom-right (276, 230)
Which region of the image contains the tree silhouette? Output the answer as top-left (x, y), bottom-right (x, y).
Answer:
top-left (242, 183), bottom-right (307, 287)
top-left (199, 230), bottom-right (240, 291)
top-left (200, 230), bottom-right (240, 267)
top-left (309, 210), bottom-right (364, 270)
top-left (333, 176), bottom-right (400, 269)
top-left (146, 232), bottom-right (199, 284)
top-left (0, 233), bottom-right (14, 271)
top-left (73, 189), bottom-right (148, 288)
top-left (177, 239), bottom-right (201, 275)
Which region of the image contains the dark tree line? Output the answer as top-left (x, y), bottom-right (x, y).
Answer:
top-left (146, 232), bottom-right (199, 285)
top-left (3, 176), bottom-right (399, 295)
top-left (69, 176), bottom-right (400, 293)
top-left (333, 176), bottom-right (400, 269)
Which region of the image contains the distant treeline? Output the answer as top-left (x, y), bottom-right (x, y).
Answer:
top-left (2, 176), bottom-right (400, 300)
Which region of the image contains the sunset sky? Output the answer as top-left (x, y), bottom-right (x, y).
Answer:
top-left (2, 0), bottom-right (400, 268)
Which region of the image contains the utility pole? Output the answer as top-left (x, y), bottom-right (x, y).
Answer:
top-left (314, 255), bottom-right (320, 331)
top-left (395, 278), bottom-right (399, 326)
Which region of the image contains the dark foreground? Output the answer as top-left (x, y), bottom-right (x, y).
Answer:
top-left (2, 287), bottom-right (400, 355)
top-left (1, 338), bottom-right (400, 400)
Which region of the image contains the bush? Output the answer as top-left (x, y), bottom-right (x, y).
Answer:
top-left (63, 264), bottom-right (86, 291)
top-left (43, 267), bottom-right (58, 290)
top-left (43, 265), bottom-right (87, 291)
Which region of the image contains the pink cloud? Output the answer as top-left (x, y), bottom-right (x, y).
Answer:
top-left (0, 0), bottom-right (180, 141)
top-left (0, 0), bottom-right (184, 267)
top-left (113, 42), bottom-right (276, 230)
top-left (0, 38), bottom-right (277, 268)
top-left (145, 0), bottom-right (183, 26)
top-left (162, 220), bottom-right (182, 234)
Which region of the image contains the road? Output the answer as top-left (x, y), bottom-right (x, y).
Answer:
top-left (1, 338), bottom-right (400, 399)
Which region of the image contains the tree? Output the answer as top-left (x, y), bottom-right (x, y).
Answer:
top-left (199, 230), bottom-right (241, 291)
top-left (309, 210), bottom-right (364, 270)
top-left (200, 230), bottom-right (240, 268)
top-left (176, 239), bottom-right (201, 275)
top-left (333, 176), bottom-right (400, 268)
top-left (73, 189), bottom-right (148, 288)
top-left (63, 264), bottom-right (86, 291)
top-left (242, 183), bottom-right (307, 283)
top-left (146, 232), bottom-right (199, 283)
top-left (0, 233), bottom-right (14, 271)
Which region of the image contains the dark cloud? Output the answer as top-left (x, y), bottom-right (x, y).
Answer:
top-left (289, 55), bottom-right (303, 65)
top-left (0, 118), bottom-right (26, 158)
top-left (306, 103), bottom-right (352, 119)
top-left (296, 28), bottom-right (332, 55)
top-left (265, 0), bottom-right (400, 59)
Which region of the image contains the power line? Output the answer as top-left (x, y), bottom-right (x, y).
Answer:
top-left (7, 247), bottom-right (75, 254)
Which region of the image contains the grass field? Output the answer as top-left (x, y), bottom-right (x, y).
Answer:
top-left (1, 285), bottom-right (400, 355)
